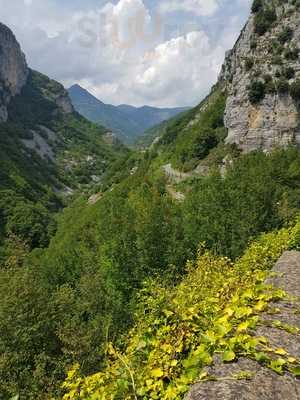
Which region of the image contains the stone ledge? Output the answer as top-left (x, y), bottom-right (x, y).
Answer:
top-left (186, 251), bottom-right (300, 400)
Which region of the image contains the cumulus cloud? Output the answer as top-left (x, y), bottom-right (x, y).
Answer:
top-left (130, 30), bottom-right (225, 106)
top-left (159, 0), bottom-right (219, 17)
top-left (0, 0), bottom-right (251, 107)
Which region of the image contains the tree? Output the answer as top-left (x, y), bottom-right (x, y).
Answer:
top-left (249, 81), bottom-right (266, 104)
top-left (252, 0), bottom-right (263, 13)
top-left (290, 80), bottom-right (300, 101)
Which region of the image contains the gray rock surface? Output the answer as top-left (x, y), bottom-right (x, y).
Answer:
top-left (221, 2), bottom-right (300, 152)
top-left (0, 22), bottom-right (28, 121)
top-left (186, 251), bottom-right (300, 400)
top-left (21, 130), bottom-right (55, 161)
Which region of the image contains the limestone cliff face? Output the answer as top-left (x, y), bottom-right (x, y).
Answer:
top-left (221, 2), bottom-right (300, 152)
top-left (0, 22), bottom-right (28, 121)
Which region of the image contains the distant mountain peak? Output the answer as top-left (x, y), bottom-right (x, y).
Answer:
top-left (68, 85), bottom-right (189, 145)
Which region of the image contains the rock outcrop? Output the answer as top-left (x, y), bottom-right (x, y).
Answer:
top-left (0, 22), bottom-right (28, 121)
top-left (186, 251), bottom-right (300, 400)
top-left (221, 1), bottom-right (300, 152)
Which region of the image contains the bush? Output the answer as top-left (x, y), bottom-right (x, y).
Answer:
top-left (250, 40), bottom-right (257, 50)
top-left (252, 0), bottom-right (263, 13)
top-left (276, 78), bottom-right (290, 94)
top-left (290, 80), bottom-right (300, 101)
top-left (248, 81), bottom-right (266, 104)
top-left (254, 7), bottom-right (277, 36)
top-left (245, 58), bottom-right (254, 71)
top-left (278, 27), bottom-right (294, 44)
top-left (283, 67), bottom-right (295, 80)
top-left (265, 81), bottom-right (276, 94)
top-left (284, 47), bottom-right (299, 61)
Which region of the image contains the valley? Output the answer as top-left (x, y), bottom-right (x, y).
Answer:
top-left (1, 1), bottom-right (300, 399)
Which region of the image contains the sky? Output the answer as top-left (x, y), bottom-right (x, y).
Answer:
top-left (0, 0), bottom-right (252, 107)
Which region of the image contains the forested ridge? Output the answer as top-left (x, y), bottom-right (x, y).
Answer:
top-left (2, 0), bottom-right (300, 399)
top-left (3, 99), bottom-right (300, 398)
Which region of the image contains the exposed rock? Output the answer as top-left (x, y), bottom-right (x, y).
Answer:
top-left (21, 130), bottom-right (55, 161)
top-left (163, 163), bottom-right (192, 184)
top-left (38, 125), bottom-right (59, 143)
top-left (166, 185), bottom-right (185, 202)
top-left (103, 132), bottom-right (119, 146)
top-left (186, 251), bottom-right (300, 400)
top-left (0, 22), bottom-right (28, 121)
top-left (222, 2), bottom-right (300, 152)
top-left (55, 92), bottom-right (73, 114)
top-left (88, 192), bottom-right (103, 205)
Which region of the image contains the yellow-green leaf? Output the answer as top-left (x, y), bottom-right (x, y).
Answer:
top-left (151, 368), bottom-right (164, 378)
top-left (222, 350), bottom-right (236, 362)
top-left (274, 348), bottom-right (288, 356)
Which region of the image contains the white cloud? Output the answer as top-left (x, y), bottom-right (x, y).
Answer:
top-left (159, 0), bottom-right (219, 17)
top-left (0, 0), bottom-right (250, 107)
top-left (130, 30), bottom-right (225, 106)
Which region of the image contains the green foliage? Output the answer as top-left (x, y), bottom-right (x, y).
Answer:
top-left (252, 0), bottom-right (263, 13)
top-left (245, 57), bottom-right (254, 71)
top-left (276, 78), bottom-right (290, 94)
top-left (290, 79), bottom-right (300, 100)
top-left (0, 68), bottom-right (128, 261)
top-left (62, 222), bottom-right (299, 400)
top-left (283, 66), bottom-right (295, 80)
top-left (278, 27), bottom-right (294, 44)
top-left (154, 89), bottom-right (227, 171)
top-left (182, 149), bottom-right (300, 259)
top-left (284, 47), bottom-right (299, 61)
top-left (254, 7), bottom-right (277, 36)
top-left (248, 80), bottom-right (266, 104)
top-left (3, 146), bottom-right (300, 398)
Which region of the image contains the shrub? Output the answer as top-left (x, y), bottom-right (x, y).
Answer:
top-left (283, 67), bottom-right (295, 80)
top-left (284, 47), bottom-right (299, 61)
top-left (245, 57), bottom-right (254, 71)
top-left (272, 55), bottom-right (283, 65)
top-left (290, 80), bottom-right (300, 101)
top-left (278, 27), bottom-right (294, 44)
top-left (254, 8), bottom-right (277, 36)
top-left (248, 81), bottom-right (266, 104)
top-left (250, 40), bottom-right (257, 50)
top-left (252, 0), bottom-right (263, 13)
top-left (276, 78), bottom-right (290, 94)
top-left (265, 79), bottom-right (276, 94)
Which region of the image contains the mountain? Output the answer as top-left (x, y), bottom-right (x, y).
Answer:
top-left (59, 0), bottom-right (300, 398)
top-left (143, 0), bottom-right (300, 171)
top-left (3, 2), bottom-right (300, 399)
top-left (68, 83), bottom-right (189, 144)
top-left (0, 22), bottom-right (127, 259)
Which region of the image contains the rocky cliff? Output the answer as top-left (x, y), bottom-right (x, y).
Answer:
top-left (0, 22), bottom-right (28, 122)
top-left (221, 0), bottom-right (300, 152)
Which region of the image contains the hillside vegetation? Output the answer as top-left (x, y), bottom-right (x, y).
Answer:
top-left (2, 1), bottom-right (300, 399)
top-left (68, 84), bottom-right (188, 145)
top-left (3, 141), bottom-right (300, 398)
top-left (0, 69), bottom-right (127, 264)
top-left (62, 221), bottom-right (300, 400)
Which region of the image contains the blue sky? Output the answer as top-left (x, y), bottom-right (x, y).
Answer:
top-left (0, 0), bottom-right (251, 107)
